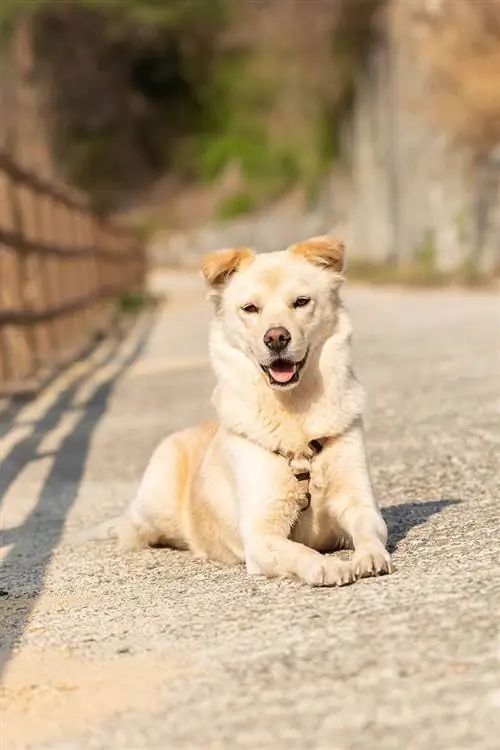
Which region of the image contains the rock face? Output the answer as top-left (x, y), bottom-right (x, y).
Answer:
top-left (149, 1), bottom-right (500, 275)
top-left (327, 18), bottom-right (500, 274)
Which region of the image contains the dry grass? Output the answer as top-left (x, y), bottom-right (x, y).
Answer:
top-left (346, 258), bottom-right (499, 289)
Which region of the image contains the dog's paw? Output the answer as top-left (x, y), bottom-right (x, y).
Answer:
top-left (300, 556), bottom-right (355, 587)
top-left (352, 544), bottom-right (393, 579)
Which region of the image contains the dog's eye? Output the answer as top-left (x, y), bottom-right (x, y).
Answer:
top-left (241, 303), bottom-right (260, 314)
top-left (292, 297), bottom-right (311, 309)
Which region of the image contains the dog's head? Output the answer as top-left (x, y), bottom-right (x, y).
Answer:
top-left (201, 236), bottom-right (345, 391)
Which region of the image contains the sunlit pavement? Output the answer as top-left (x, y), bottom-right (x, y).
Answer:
top-left (1, 274), bottom-right (499, 750)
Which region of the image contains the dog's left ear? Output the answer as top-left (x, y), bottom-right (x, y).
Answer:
top-left (289, 236), bottom-right (345, 274)
top-left (201, 247), bottom-right (255, 290)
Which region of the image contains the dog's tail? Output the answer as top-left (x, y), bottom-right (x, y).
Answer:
top-left (72, 515), bottom-right (150, 551)
top-left (73, 516), bottom-right (122, 546)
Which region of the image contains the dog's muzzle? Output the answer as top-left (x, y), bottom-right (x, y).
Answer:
top-left (260, 352), bottom-right (308, 387)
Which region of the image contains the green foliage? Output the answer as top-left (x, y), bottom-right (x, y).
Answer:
top-left (1, 0), bottom-right (228, 28)
top-left (194, 49), bottom-right (302, 202)
top-left (459, 257), bottom-right (482, 286)
top-left (319, 110), bottom-right (342, 166)
top-left (2, 0), bottom-right (376, 215)
top-left (199, 130), bottom-right (300, 197)
top-left (199, 133), bottom-right (265, 183)
top-left (415, 230), bottom-right (437, 269)
top-left (216, 192), bottom-right (255, 221)
top-left (116, 290), bottom-right (153, 314)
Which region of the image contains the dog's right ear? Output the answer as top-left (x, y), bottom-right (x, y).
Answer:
top-left (201, 248), bottom-right (255, 292)
top-left (289, 236), bottom-right (345, 274)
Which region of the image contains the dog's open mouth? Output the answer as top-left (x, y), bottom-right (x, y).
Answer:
top-left (261, 354), bottom-right (307, 388)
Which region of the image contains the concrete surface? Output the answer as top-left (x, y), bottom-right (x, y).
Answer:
top-left (1, 273), bottom-right (499, 750)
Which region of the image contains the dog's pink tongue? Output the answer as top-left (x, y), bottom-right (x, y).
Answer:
top-left (269, 363), bottom-right (296, 383)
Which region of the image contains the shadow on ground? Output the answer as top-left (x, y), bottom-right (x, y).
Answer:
top-left (383, 499), bottom-right (460, 553)
top-left (0, 320), bottom-right (150, 675)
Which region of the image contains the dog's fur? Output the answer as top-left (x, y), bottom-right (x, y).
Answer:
top-left (119, 236), bottom-right (392, 586)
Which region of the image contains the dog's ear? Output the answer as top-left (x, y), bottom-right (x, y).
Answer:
top-left (289, 236), bottom-right (345, 274)
top-left (201, 247), bottom-right (255, 290)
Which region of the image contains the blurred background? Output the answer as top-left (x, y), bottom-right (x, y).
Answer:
top-left (0, 0), bottom-right (499, 392)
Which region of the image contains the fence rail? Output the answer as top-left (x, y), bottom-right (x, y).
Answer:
top-left (0, 148), bottom-right (145, 396)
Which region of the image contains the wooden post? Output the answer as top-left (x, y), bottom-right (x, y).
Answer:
top-left (4, 163), bottom-right (40, 377)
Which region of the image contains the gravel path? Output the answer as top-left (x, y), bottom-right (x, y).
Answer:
top-left (1, 273), bottom-right (499, 750)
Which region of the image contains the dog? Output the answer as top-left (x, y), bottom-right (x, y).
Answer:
top-left (118, 236), bottom-right (392, 586)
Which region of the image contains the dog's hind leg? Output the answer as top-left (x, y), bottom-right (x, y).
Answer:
top-left (119, 433), bottom-right (190, 551)
top-left (119, 422), bottom-right (217, 552)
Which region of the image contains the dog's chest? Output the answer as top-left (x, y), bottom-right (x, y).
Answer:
top-left (289, 458), bottom-right (342, 550)
top-left (310, 460), bottom-right (330, 497)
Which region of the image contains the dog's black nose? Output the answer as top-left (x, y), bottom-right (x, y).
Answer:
top-left (263, 327), bottom-right (291, 352)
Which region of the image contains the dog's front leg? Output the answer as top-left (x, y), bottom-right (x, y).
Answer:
top-left (243, 511), bottom-right (354, 587)
top-left (327, 429), bottom-right (393, 579)
top-left (339, 501), bottom-right (393, 578)
top-left (230, 436), bottom-right (354, 587)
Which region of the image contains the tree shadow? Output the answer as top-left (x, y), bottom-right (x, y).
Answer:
top-left (0, 318), bottom-right (151, 675)
top-left (382, 499), bottom-right (460, 553)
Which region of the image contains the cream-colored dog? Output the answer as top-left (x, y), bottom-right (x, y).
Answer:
top-left (119, 236), bottom-right (392, 586)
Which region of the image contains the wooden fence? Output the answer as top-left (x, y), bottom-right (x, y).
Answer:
top-left (0, 149), bottom-right (145, 396)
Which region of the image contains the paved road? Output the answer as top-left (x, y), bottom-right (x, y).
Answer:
top-left (1, 273), bottom-right (499, 750)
